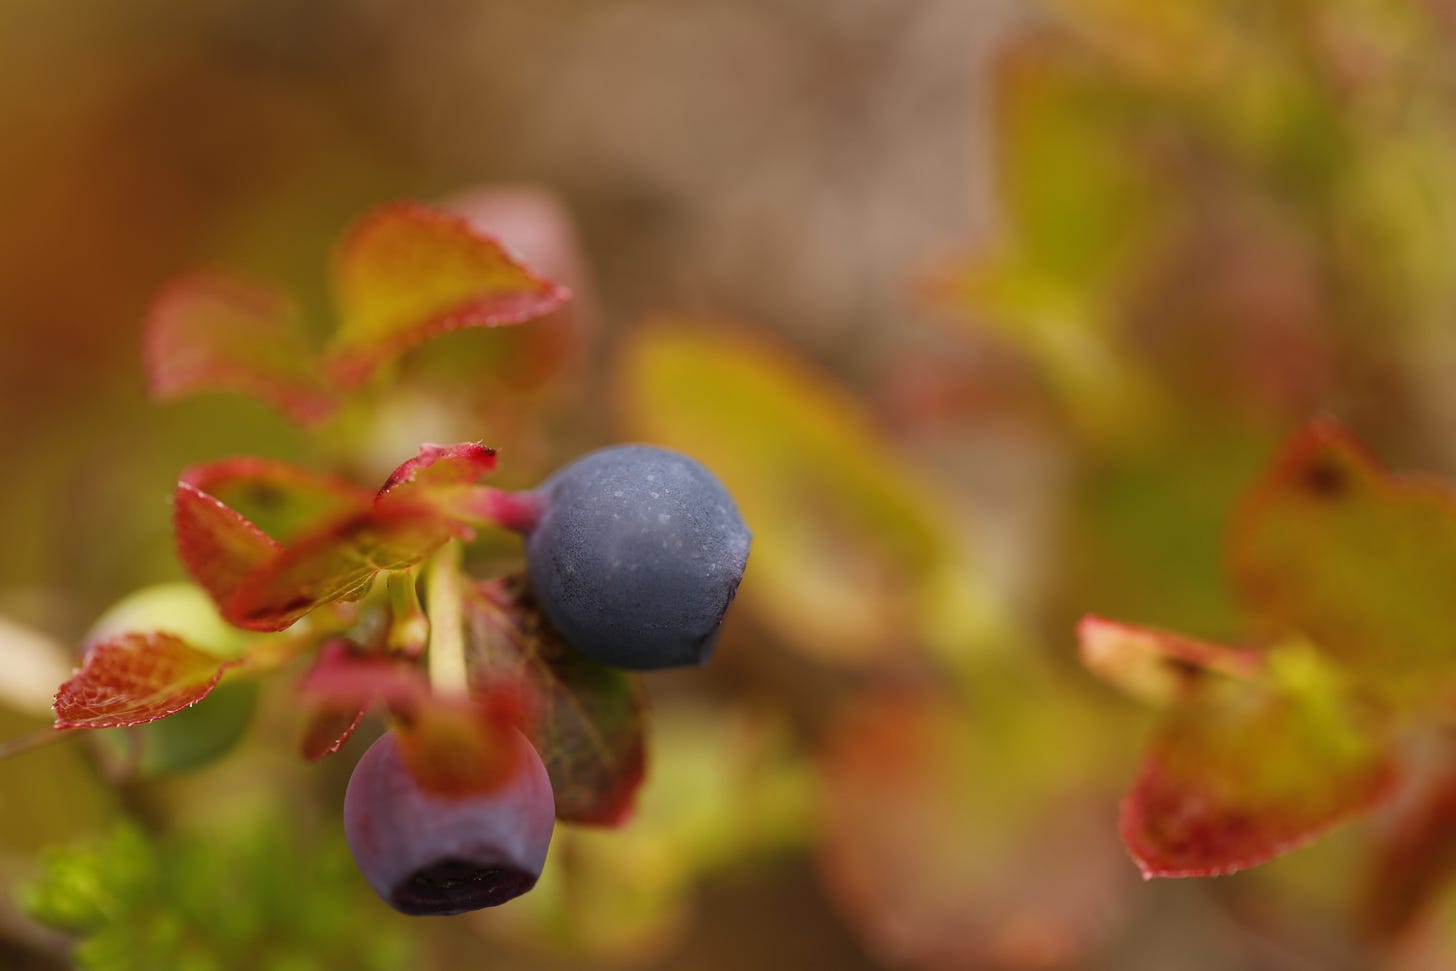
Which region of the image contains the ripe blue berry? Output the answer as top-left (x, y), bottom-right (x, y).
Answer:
top-left (524, 444), bottom-right (750, 670)
top-left (343, 727), bottom-right (554, 916)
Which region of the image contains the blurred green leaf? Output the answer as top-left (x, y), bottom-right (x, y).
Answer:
top-left (20, 818), bottom-right (415, 971)
top-left (818, 682), bottom-right (1129, 970)
top-left (1232, 421), bottom-right (1456, 703)
top-left (91, 680), bottom-right (258, 778)
top-left (617, 323), bottom-right (996, 666)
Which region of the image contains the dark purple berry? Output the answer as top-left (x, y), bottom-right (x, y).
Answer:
top-left (524, 444), bottom-right (750, 670)
top-left (344, 727), bottom-right (554, 916)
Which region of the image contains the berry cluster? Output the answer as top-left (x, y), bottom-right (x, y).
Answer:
top-left (345, 445), bottom-right (750, 914)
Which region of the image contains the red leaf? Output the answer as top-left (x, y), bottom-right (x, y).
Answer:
top-left (1077, 615), bottom-right (1262, 706)
top-left (54, 632), bottom-right (232, 729)
top-left (1120, 657), bottom-right (1399, 879)
top-left (143, 272), bottom-right (336, 424)
top-left (296, 640), bottom-right (428, 760)
top-left (1232, 420), bottom-right (1456, 701)
top-left (174, 482), bottom-right (281, 607)
top-left (299, 705), bottom-right (369, 761)
top-left (377, 442), bottom-right (498, 499)
top-left (326, 201), bottom-right (571, 387)
top-left (464, 581), bottom-right (647, 825)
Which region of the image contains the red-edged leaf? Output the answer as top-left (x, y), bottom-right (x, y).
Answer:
top-left (466, 580), bottom-right (647, 825)
top-left (394, 695), bottom-right (526, 797)
top-left (820, 686), bottom-right (1131, 970)
top-left (53, 632), bottom-right (232, 729)
top-left (1121, 651), bottom-right (1399, 878)
top-left (175, 452), bottom-right (469, 632)
top-left (1232, 420), bottom-right (1456, 701)
top-left (296, 640), bottom-right (428, 760)
top-left (326, 201), bottom-right (570, 387)
top-left (300, 705), bottom-right (369, 761)
top-left (375, 441), bottom-right (502, 529)
top-left (377, 442), bottom-right (498, 499)
top-left (143, 272), bottom-right (336, 424)
top-left (182, 457), bottom-right (372, 544)
top-left (225, 502), bottom-right (454, 632)
top-left (174, 482), bottom-right (281, 606)
top-left (1077, 615), bottom-right (1262, 706)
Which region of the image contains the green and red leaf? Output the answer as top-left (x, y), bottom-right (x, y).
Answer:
top-left (326, 201), bottom-right (570, 386)
top-left (182, 457), bottom-right (372, 544)
top-left (376, 442), bottom-right (501, 528)
top-left (174, 482), bottom-right (281, 607)
top-left (54, 632), bottom-right (233, 730)
top-left (143, 272), bottom-right (336, 424)
top-left (466, 580), bottom-right (647, 825)
top-left (1232, 420), bottom-right (1456, 702)
top-left (1077, 615), bottom-right (1262, 707)
top-left (224, 502), bottom-right (453, 632)
top-left (1120, 649), bottom-right (1399, 878)
top-left (175, 452), bottom-right (482, 632)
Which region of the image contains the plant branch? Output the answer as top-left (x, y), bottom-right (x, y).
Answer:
top-left (426, 542), bottom-right (469, 697)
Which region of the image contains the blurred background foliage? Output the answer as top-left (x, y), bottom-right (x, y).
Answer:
top-left (5, 0), bottom-right (1456, 969)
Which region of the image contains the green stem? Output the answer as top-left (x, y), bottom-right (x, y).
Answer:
top-left (426, 542), bottom-right (469, 697)
top-left (386, 570), bottom-right (429, 657)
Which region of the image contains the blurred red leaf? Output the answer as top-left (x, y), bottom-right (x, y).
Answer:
top-left (1077, 615), bottom-right (1262, 706)
top-left (1232, 420), bottom-right (1456, 702)
top-left (143, 272), bottom-right (336, 423)
top-left (1121, 656), bottom-right (1399, 879)
top-left (326, 201), bottom-right (570, 387)
top-left (299, 705), bottom-right (369, 762)
top-left (54, 632), bottom-right (232, 729)
top-left (465, 581), bottom-right (647, 826)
